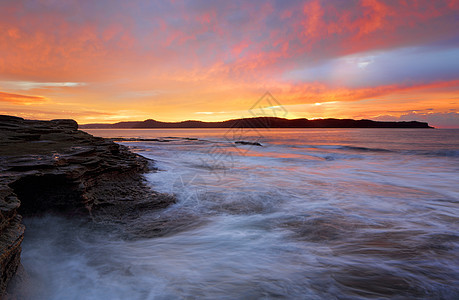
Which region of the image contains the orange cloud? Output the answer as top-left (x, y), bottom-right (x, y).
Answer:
top-left (276, 79), bottom-right (459, 105)
top-left (0, 1), bottom-right (457, 127)
top-left (0, 91), bottom-right (47, 104)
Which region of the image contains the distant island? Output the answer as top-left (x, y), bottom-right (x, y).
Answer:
top-left (80, 117), bottom-right (433, 129)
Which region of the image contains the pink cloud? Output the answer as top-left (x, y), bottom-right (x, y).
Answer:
top-left (0, 0), bottom-right (457, 123)
top-left (1, 0), bottom-right (457, 82)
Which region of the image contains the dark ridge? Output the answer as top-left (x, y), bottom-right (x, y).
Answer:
top-left (80, 117), bottom-right (433, 129)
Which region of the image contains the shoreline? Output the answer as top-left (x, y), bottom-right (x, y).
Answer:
top-left (2, 116), bottom-right (458, 298)
top-left (0, 115), bottom-right (175, 297)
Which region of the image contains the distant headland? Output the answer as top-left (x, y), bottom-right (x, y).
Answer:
top-left (80, 117), bottom-right (433, 129)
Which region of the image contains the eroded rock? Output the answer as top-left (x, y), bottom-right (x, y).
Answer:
top-left (0, 115), bottom-right (175, 296)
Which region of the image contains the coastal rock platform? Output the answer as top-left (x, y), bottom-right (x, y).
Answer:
top-left (0, 115), bottom-right (175, 296)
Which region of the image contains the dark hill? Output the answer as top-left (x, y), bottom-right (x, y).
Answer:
top-left (80, 117), bottom-right (433, 129)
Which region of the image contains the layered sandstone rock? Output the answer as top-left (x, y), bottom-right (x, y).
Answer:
top-left (0, 115), bottom-right (174, 296)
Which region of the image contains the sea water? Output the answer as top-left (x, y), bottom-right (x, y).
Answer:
top-left (18, 129), bottom-right (459, 299)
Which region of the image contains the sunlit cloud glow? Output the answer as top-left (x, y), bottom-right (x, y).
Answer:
top-left (0, 91), bottom-right (47, 104)
top-left (0, 0), bottom-right (458, 127)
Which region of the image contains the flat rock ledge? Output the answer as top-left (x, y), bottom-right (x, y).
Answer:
top-left (0, 115), bottom-right (175, 296)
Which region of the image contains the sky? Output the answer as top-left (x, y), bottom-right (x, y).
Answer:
top-left (0, 0), bottom-right (458, 127)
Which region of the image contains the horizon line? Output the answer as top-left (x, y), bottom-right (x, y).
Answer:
top-left (79, 116), bottom-right (427, 126)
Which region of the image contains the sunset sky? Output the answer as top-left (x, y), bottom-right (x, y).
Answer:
top-left (0, 0), bottom-right (458, 127)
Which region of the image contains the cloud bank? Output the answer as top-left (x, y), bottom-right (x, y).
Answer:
top-left (0, 0), bottom-right (458, 126)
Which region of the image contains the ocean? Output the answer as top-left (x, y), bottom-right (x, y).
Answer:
top-left (20, 128), bottom-right (459, 299)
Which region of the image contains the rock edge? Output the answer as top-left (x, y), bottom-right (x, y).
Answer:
top-left (0, 115), bottom-right (175, 296)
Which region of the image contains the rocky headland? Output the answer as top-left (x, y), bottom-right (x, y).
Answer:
top-left (0, 115), bottom-right (175, 297)
top-left (80, 117), bottom-right (433, 129)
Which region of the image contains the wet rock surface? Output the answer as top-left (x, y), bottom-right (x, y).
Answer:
top-left (0, 115), bottom-right (175, 296)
